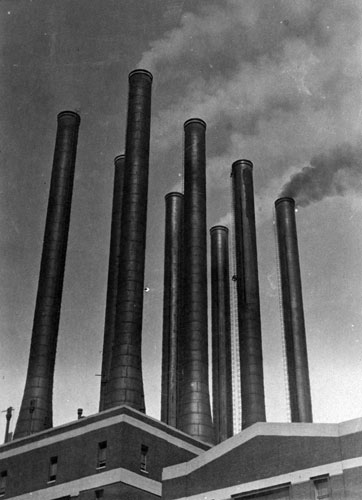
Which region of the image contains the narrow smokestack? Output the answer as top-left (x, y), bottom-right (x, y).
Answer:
top-left (178, 118), bottom-right (214, 444)
top-left (14, 111), bottom-right (80, 439)
top-left (274, 197), bottom-right (313, 422)
top-left (105, 69), bottom-right (152, 411)
top-left (99, 155), bottom-right (125, 411)
top-left (161, 192), bottom-right (184, 427)
top-left (210, 226), bottom-right (233, 443)
top-left (232, 159), bottom-right (266, 429)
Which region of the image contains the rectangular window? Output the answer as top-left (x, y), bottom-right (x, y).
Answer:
top-left (233, 484), bottom-right (290, 499)
top-left (48, 456), bottom-right (58, 482)
top-left (97, 441), bottom-right (107, 468)
top-left (95, 490), bottom-right (104, 499)
top-left (313, 475), bottom-right (330, 499)
top-left (140, 444), bottom-right (148, 472)
top-left (0, 471), bottom-right (7, 496)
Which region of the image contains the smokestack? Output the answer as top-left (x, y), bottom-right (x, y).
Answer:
top-left (210, 226), bottom-right (233, 443)
top-left (14, 111), bottom-right (80, 439)
top-left (99, 154), bottom-right (125, 411)
top-left (161, 192), bottom-right (184, 427)
top-left (105, 69), bottom-right (152, 411)
top-left (274, 197), bottom-right (313, 422)
top-left (232, 159), bottom-right (266, 429)
top-left (178, 118), bottom-right (214, 444)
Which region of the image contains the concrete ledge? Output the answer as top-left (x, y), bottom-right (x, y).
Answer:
top-left (0, 405), bottom-right (210, 459)
top-left (163, 420), bottom-right (358, 481)
top-left (7, 466), bottom-right (161, 500)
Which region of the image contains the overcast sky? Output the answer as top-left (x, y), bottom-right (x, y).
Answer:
top-left (1, 0), bottom-right (362, 440)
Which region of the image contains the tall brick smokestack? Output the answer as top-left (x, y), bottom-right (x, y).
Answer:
top-left (105, 69), bottom-right (152, 411)
top-left (161, 192), bottom-right (184, 427)
top-left (232, 159), bottom-right (266, 429)
top-left (178, 118), bottom-right (214, 444)
top-left (210, 225), bottom-right (233, 443)
top-left (275, 197), bottom-right (313, 422)
top-left (99, 155), bottom-right (125, 411)
top-left (14, 111), bottom-right (80, 439)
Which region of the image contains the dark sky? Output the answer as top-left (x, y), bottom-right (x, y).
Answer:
top-left (1, 0), bottom-right (362, 439)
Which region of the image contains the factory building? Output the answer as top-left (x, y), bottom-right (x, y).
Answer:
top-left (0, 406), bottom-right (210, 499)
top-left (0, 68), bottom-right (360, 499)
top-left (162, 418), bottom-right (362, 500)
top-left (2, 410), bottom-right (362, 499)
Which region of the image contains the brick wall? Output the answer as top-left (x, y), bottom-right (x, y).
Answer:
top-left (0, 406), bottom-right (208, 498)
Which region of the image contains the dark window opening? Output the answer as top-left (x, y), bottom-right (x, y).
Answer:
top-left (0, 471), bottom-right (7, 496)
top-left (48, 456), bottom-right (58, 482)
top-left (313, 475), bottom-right (330, 499)
top-left (140, 444), bottom-right (148, 472)
top-left (97, 441), bottom-right (107, 468)
top-left (233, 484), bottom-right (290, 499)
top-left (95, 490), bottom-right (104, 499)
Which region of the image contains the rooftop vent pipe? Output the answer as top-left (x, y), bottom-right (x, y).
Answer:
top-left (14, 111), bottom-right (80, 439)
top-left (274, 197), bottom-right (313, 422)
top-left (3, 407), bottom-right (13, 444)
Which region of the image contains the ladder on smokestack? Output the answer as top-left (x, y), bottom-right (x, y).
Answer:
top-left (230, 171), bottom-right (242, 435)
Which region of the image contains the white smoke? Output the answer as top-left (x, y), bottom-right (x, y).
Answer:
top-left (139, 0), bottom-right (362, 214)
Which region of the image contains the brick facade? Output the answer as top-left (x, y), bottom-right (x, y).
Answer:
top-left (162, 419), bottom-right (362, 500)
top-left (1, 409), bottom-right (362, 499)
top-left (0, 406), bottom-right (209, 499)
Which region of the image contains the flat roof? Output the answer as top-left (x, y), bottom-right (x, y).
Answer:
top-left (0, 405), bottom-right (211, 459)
top-left (163, 417), bottom-right (362, 480)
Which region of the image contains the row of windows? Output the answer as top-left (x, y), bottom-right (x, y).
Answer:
top-left (52, 441), bottom-right (148, 479)
top-left (0, 441), bottom-right (149, 496)
top-left (0, 453), bottom-right (329, 499)
top-left (233, 475), bottom-right (331, 500)
top-left (97, 441), bottom-right (148, 471)
top-left (52, 493), bottom-right (103, 500)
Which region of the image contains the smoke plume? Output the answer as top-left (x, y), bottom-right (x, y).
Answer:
top-left (138, 0), bottom-right (362, 219)
top-left (280, 143), bottom-right (362, 207)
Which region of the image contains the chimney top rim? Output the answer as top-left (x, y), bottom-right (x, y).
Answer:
top-left (184, 118), bottom-right (207, 129)
top-left (128, 69), bottom-right (153, 81)
top-left (275, 197), bottom-right (295, 207)
top-left (165, 191), bottom-right (184, 200)
top-left (57, 111), bottom-right (81, 123)
top-left (210, 225), bottom-right (229, 233)
top-left (114, 154), bottom-right (125, 163)
top-left (232, 159), bottom-right (253, 169)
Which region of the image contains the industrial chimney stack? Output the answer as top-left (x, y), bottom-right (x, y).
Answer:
top-left (161, 192), bottom-right (184, 427)
top-left (232, 159), bottom-right (266, 429)
top-left (275, 197), bottom-right (313, 422)
top-left (14, 111), bottom-right (80, 439)
top-left (210, 226), bottom-right (233, 443)
top-left (105, 69), bottom-right (152, 412)
top-left (99, 155), bottom-right (126, 411)
top-left (178, 118), bottom-right (214, 444)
